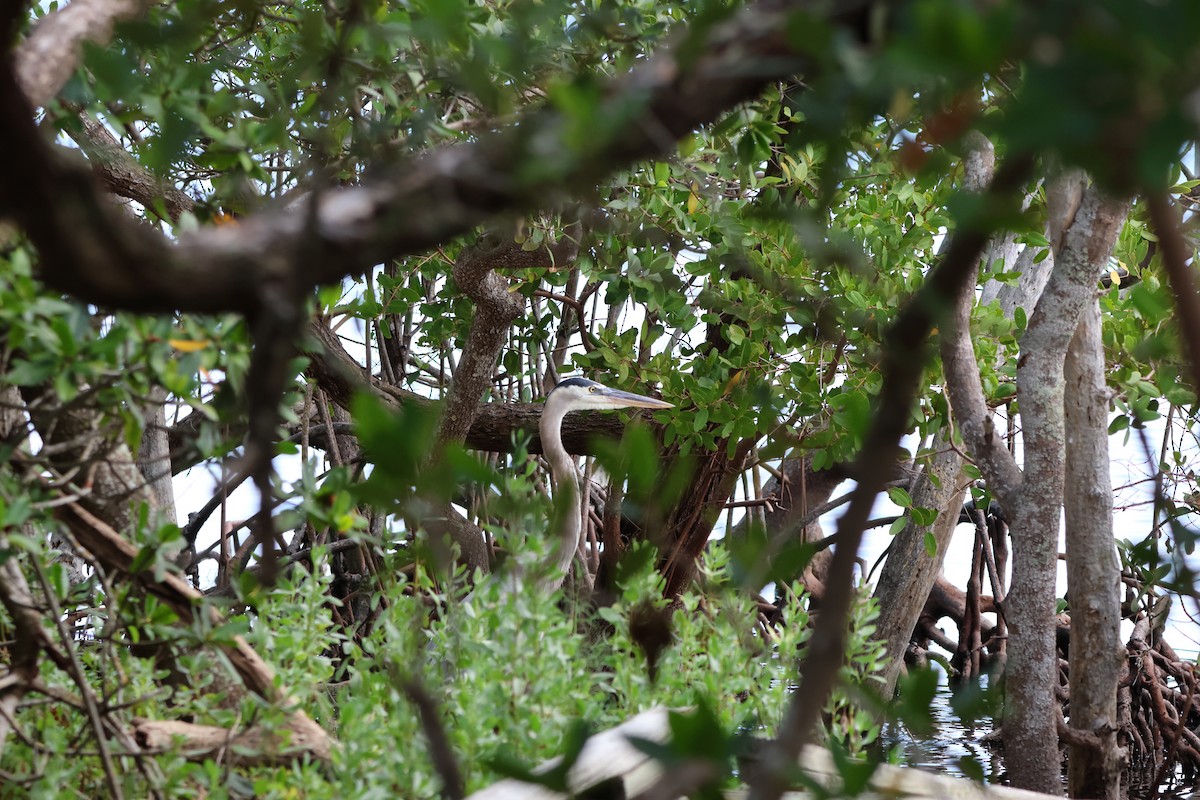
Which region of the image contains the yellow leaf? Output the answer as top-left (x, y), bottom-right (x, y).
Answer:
top-left (779, 155), bottom-right (793, 183)
top-left (1109, 269), bottom-right (1121, 286)
top-left (169, 338), bottom-right (210, 353)
top-left (687, 181), bottom-right (700, 215)
top-left (722, 369), bottom-right (746, 397)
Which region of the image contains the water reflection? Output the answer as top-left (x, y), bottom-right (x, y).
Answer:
top-left (876, 667), bottom-right (1198, 799)
top-left (879, 668), bottom-right (1002, 782)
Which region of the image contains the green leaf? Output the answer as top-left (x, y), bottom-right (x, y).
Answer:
top-left (958, 756), bottom-right (987, 783)
top-left (6, 356), bottom-right (57, 386)
top-left (47, 563), bottom-right (68, 599)
top-left (911, 506), bottom-right (938, 526)
top-left (886, 486), bottom-right (913, 508)
top-left (130, 545), bottom-right (156, 574)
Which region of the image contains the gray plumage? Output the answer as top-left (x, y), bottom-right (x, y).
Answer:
top-left (538, 378), bottom-right (672, 587)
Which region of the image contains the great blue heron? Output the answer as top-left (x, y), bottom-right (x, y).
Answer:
top-left (539, 377), bottom-right (673, 587)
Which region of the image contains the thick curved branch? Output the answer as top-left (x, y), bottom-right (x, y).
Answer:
top-left (0, 0), bottom-right (875, 315)
top-left (298, 318), bottom-right (626, 462)
top-left (70, 112), bottom-right (195, 221)
top-left (15, 0), bottom-right (149, 108)
top-left (427, 225), bottom-right (582, 570)
top-left (938, 135), bottom-right (1023, 491)
top-left (435, 223), bottom-right (580, 448)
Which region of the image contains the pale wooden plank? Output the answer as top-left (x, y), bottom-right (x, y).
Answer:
top-left (468, 707), bottom-right (1065, 800)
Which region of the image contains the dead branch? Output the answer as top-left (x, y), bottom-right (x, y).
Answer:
top-left (132, 717), bottom-right (331, 766)
top-left (51, 501), bottom-right (334, 760)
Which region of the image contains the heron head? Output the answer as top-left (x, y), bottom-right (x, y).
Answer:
top-left (546, 377), bottom-right (673, 413)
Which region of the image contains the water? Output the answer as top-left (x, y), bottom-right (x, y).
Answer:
top-left (878, 669), bottom-right (1199, 799)
top-left (881, 673), bottom-right (1001, 781)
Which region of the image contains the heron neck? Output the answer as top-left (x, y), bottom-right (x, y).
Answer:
top-left (539, 403), bottom-right (581, 578)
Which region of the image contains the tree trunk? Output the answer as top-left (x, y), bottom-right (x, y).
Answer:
top-left (872, 445), bottom-right (967, 696)
top-left (871, 131), bottom-right (996, 697)
top-left (1002, 492), bottom-right (1064, 792)
top-left (139, 384), bottom-right (178, 533)
top-left (1000, 178), bottom-right (1127, 794)
top-left (1063, 297), bottom-right (1123, 799)
top-left (941, 160), bottom-right (1128, 793)
top-left (660, 439), bottom-right (755, 597)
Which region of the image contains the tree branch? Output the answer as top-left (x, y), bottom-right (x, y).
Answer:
top-left (51, 500), bottom-right (334, 759)
top-left (69, 111), bottom-right (195, 222)
top-left (435, 223), bottom-right (579, 448)
top-left (938, 134), bottom-right (1023, 492)
top-left (300, 316), bottom-right (628, 460)
top-left (1147, 190), bottom-right (1200, 393)
top-left (15, 0), bottom-right (148, 109)
top-left (0, 0), bottom-right (875, 316)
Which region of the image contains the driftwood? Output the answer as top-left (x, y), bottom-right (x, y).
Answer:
top-left (132, 716), bottom-right (332, 766)
top-left (467, 707), bottom-right (671, 800)
top-left (745, 748), bottom-right (1065, 800)
top-left (467, 707), bottom-right (1063, 799)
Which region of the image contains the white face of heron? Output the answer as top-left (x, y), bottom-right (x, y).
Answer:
top-left (547, 379), bottom-right (673, 413)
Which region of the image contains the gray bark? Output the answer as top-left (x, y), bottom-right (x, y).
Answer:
top-left (20, 383), bottom-right (152, 534)
top-left (978, 230), bottom-right (1021, 308)
top-left (1006, 180), bottom-right (1127, 794)
top-left (427, 227), bottom-right (580, 574)
top-left (15, 0), bottom-right (145, 109)
top-left (992, 243), bottom-right (1055, 320)
top-left (942, 168), bottom-right (1128, 793)
top-left (139, 385), bottom-right (177, 526)
top-left (1063, 287), bottom-right (1124, 798)
top-left (872, 446), bottom-right (968, 696)
top-left (870, 133), bottom-right (992, 697)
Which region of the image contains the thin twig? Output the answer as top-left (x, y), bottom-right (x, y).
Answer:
top-left (28, 559), bottom-right (124, 800)
top-left (1147, 191), bottom-right (1200, 392)
top-left (395, 674), bottom-right (464, 800)
top-left (748, 151), bottom-right (1035, 800)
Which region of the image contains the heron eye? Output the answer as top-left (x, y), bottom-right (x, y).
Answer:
top-left (588, 386), bottom-right (598, 393)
